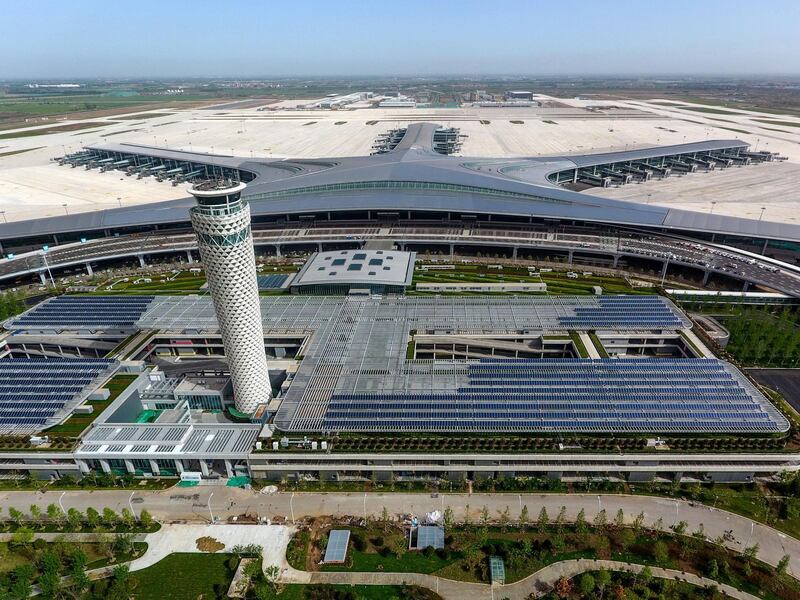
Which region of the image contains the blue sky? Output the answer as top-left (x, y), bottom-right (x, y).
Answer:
top-left (2, 0), bottom-right (799, 78)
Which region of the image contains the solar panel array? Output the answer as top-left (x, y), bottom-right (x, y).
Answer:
top-left (557, 296), bottom-right (686, 330)
top-left (10, 296), bottom-right (155, 330)
top-left (257, 274), bottom-right (289, 290)
top-left (321, 358), bottom-right (789, 433)
top-left (0, 357), bottom-right (116, 432)
top-left (323, 530), bottom-right (351, 563)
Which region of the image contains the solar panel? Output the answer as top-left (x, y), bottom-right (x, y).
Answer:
top-left (257, 274), bottom-right (289, 290)
top-left (414, 526), bottom-right (444, 550)
top-left (490, 556), bottom-right (505, 584)
top-left (323, 530), bottom-right (350, 563)
top-left (0, 357), bottom-right (117, 434)
top-left (9, 296), bottom-right (155, 330)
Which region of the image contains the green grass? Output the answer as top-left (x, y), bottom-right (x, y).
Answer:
top-left (96, 272), bottom-right (208, 295)
top-left (588, 332), bottom-right (609, 358)
top-left (569, 331), bottom-right (589, 358)
top-left (720, 307), bottom-right (800, 367)
top-left (0, 122), bottom-right (107, 139)
top-left (45, 374), bottom-right (138, 436)
top-left (227, 584), bottom-right (435, 600)
top-left (113, 112), bottom-right (174, 120)
top-left (129, 553), bottom-right (236, 600)
top-left (0, 146), bottom-right (43, 158)
top-left (754, 118), bottom-right (800, 128)
top-left (323, 547), bottom-right (457, 575)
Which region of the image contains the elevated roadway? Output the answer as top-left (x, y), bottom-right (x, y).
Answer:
top-left (3, 222), bottom-right (800, 298)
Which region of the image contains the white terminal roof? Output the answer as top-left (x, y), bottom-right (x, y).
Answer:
top-left (292, 250), bottom-right (415, 288)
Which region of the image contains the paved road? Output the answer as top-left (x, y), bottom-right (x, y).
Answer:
top-left (2, 489), bottom-right (795, 575)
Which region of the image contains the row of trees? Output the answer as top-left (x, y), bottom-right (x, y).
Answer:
top-left (0, 504), bottom-right (153, 532)
top-left (1, 534), bottom-right (138, 600)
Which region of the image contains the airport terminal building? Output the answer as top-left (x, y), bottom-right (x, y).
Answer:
top-left (0, 122), bottom-right (798, 485)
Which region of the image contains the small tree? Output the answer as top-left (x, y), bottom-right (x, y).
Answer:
top-left (777, 554), bottom-right (790, 577)
top-left (619, 528), bottom-right (636, 552)
top-left (464, 503), bottom-right (472, 526)
top-left (498, 506), bottom-right (510, 532)
top-left (519, 504), bottom-right (529, 531)
top-left (614, 508), bottom-right (625, 529)
top-left (593, 508), bottom-right (608, 531)
top-left (632, 511), bottom-right (645, 533)
top-left (67, 507), bottom-right (83, 531)
top-left (653, 540), bottom-right (669, 565)
top-left (86, 507), bottom-right (100, 530)
top-left (113, 533), bottom-right (135, 557)
top-left (10, 526), bottom-right (33, 549)
top-left (640, 565), bottom-right (653, 586)
top-left (480, 505), bottom-right (490, 527)
top-left (139, 509), bottom-right (154, 530)
top-left (672, 520), bottom-right (688, 535)
top-left (596, 568), bottom-right (612, 594)
top-left (579, 573), bottom-right (596, 596)
top-left (102, 507), bottom-right (118, 528)
top-left (46, 503), bottom-right (62, 525)
top-left (10, 565), bottom-right (34, 600)
top-left (8, 507), bottom-right (23, 527)
top-left (707, 559), bottom-right (720, 580)
top-left (121, 508), bottom-right (135, 529)
top-left (743, 543), bottom-right (759, 563)
top-left (537, 506), bottom-right (549, 531)
top-left (391, 532), bottom-right (406, 558)
top-left (29, 505), bottom-right (41, 525)
top-left (381, 506), bottom-right (390, 532)
top-left (575, 508), bottom-right (588, 534)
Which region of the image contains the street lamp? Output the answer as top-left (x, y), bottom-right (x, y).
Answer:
top-left (207, 492), bottom-right (214, 523)
top-left (759, 207), bottom-right (766, 221)
top-left (710, 201), bottom-right (717, 215)
top-left (0, 210), bottom-right (6, 224)
top-left (58, 491), bottom-right (67, 515)
top-left (62, 203), bottom-right (69, 215)
top-left (128, 491), bottom-right (137, 522)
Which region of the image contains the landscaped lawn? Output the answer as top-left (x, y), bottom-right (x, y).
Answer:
top-left (130, 553), bottom-right (237, 600)
top-left (45, 374), bottom-right (138, 437)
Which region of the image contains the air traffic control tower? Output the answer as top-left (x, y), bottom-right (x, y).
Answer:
top-left (188, 179), bottom-right (271, 415)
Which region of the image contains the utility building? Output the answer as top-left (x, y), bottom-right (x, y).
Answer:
top-left (188, 180), bottom-right (271, 415)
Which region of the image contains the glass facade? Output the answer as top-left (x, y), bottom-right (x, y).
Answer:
top-left (247, 180), bottom-right (570, 205)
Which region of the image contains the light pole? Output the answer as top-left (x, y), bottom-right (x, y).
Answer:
top-left (58, 491), bottom-right (67, 515)
top-left (710, 201), bottom-right (717, 215)
top-left (759, 207), bottom-right (766, 221)
top-left (41, 249), bottom-right (56, 287)
top-left (0, 210), bottom-right (6, 224)
top-left (207, 492), bottom-right (214, 523)
top-left (128, 491), bottom-right (137, 521)
top-left (62, 203), bottom-right (69, 215)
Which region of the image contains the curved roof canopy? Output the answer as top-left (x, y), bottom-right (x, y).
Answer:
top-left (2, 123), bottom-right (796, 243)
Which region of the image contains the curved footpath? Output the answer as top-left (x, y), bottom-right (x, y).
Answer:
top-left (283, 558), bottom-right (762, 600)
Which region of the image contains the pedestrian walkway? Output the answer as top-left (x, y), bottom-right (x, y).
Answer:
top-left (280, 558), bottom-right (763, 600)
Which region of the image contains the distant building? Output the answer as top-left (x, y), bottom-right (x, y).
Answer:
top-left (505, 90), bottom-right (534, 101)
top-left (291, 250), bottom-right (415, 295)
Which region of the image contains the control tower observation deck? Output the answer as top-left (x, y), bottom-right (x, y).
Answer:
top-left (188, 179), bottom-right (271, 414)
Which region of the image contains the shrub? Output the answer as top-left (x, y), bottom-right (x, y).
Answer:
top-left (351, 534), bottom-right (366, 552)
